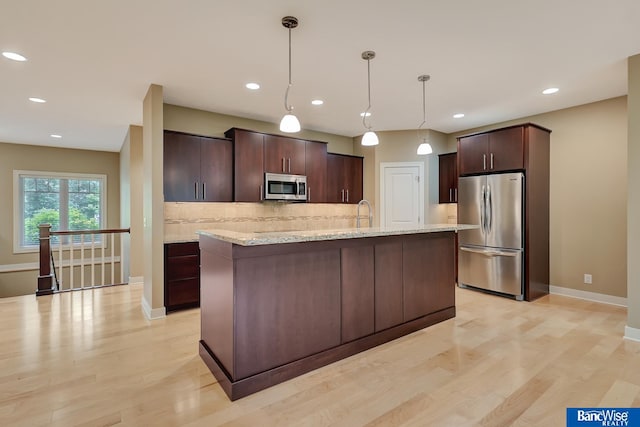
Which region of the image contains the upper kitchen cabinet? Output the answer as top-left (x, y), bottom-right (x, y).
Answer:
top-left (225, 128), bottom-right (265, 202)
top-left (163, 130), bottom-right (232, 202)
top-left (438, 152), bottom-right (458, 203)
top-left (305, 141), bottom-right (328, 203)
top-left (326, 153), bottom-right (363, 204)
top-left (458, 126), bottom-right (524, 175)
top-left (264, 135), bottom-right (306, 175)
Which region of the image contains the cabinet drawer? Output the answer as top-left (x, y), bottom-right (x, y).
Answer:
top-left (166, 241), bottom-right (199, 257)
top-left (166, 255), bottom-right (199, 281)
top-left (166, 278), bottom-right (200, 307)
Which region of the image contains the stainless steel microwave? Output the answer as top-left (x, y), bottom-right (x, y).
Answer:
top-left (264, 173), bottom-right (307, 202)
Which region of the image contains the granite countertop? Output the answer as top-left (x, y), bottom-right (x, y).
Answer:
top-left (196, 224), bottom-right (478, 246)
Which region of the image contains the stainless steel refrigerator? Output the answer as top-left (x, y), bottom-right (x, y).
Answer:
top-left (457, 172), bottom-right (524, 299)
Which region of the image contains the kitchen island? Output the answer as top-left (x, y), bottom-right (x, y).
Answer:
top-left (198, 224), bottom-right (476, 400)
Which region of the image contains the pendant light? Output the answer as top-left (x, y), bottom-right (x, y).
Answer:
top-left (416, 74), bottom-right (433, 155)
top-left (361, 51), bottom-right (379, 146)
top-left (279, 16), bottom-right (301, 133)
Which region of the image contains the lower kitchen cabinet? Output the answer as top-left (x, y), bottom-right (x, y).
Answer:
top-left (164, 242), bottom-right (200, 312)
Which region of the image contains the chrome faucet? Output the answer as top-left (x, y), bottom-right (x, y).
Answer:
top-left (356, 199), bottom-right (373, 229)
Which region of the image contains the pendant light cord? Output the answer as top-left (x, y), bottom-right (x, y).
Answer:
top-left (363, 57), bottom-right (372, 130)
top-left (284, 27), bottom-right (293, 113)
top-left (417, 75), bottom-right (430, 140)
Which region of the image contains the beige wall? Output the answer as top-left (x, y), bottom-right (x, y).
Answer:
top-left (142, 85), bottom-right (165, 316)
top-left (354, 129), bottom-right (454, 226)
top-left (163, 104), bottom-right (355, 155)
top-left (628, 55), bottom-right (640, 331)
top-left (447, 97), bottom-right (628, 297)
top-left (0, 142), bottom-right (120, 297)
top-left (119, 125), bottom-right (144, 282)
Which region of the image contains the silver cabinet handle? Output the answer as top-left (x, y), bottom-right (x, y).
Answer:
top-left (202, 183), bottom-right (206, 200)
top-left (483, 154), bottom-right (487, 170)
top-left (490, 153), bottom-right (494, 170)
top-left (259, 185), bottom-right (263, 201)
top-left (195, 182), bottom-right (199, 199)
top-left (341, 189), bottom-right (345, 202)
top-left (454, 188), bottom-right (457, 202)
top-left (346, 189), bottom-right (349, 203)
top-left (288, 158), bottom-right (291, 173)
top-left (282, 158), bottom-right (286, 172)
top-left (449, 188), bottom-right (453, 202)
top-left (308, 186), bottom-right (311, 202)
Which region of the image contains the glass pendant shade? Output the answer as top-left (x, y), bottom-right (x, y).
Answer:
top-left (280, 113), bottom-right (301, 133)
top-left (417, 142), bottom-right (433, 155)
top-left (362, 131), bottom-right (379, 146)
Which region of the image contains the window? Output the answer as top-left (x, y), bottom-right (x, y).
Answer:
top-left (13, 170), bottom-right (107, 252)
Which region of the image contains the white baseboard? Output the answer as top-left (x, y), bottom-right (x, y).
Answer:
top-left (624, 326), bottom-right (640, 342)
top-left (128, 276), bottom-right (144, 286)
top-left (141, 295), bottom-right (166, 320)
top-left (549, 285), bottom-right (627, 307)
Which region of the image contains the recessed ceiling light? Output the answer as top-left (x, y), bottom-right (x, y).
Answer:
top-left (50, 134), bottom-right (62, 139)
top-left (311, 99), bottom-right (324, 106)
top-left (29, 97), bottom-right (46, 103)
top-left (245, 82), bottom-right (260, 90)
top-left (2, 51), bottom-right (27, 61)
top-left (542, 87), bottom-right (559, 95)
top-left (453, 113), bottom-right (465, 119)
top-left (360, 112), bottom-right (371, 117)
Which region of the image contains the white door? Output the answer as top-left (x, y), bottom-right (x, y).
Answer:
top-left (380, 163), bottom-right (424, 228)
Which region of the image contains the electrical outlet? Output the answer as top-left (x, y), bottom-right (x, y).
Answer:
top-left (584, 274), bottom-right (592, 284)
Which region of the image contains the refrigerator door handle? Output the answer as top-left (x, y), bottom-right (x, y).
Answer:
top-left (480, 185), bottom-right (486, 234)
top-left (460, 247), bottom-right (519, 257)
top-left (487, 184), bottom-right (492, 233)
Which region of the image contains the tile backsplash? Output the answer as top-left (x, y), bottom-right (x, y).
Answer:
top-left (164, 202), bottom-right (359, 242)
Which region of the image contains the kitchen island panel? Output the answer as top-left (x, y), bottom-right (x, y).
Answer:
top-left (340, 246), bottom-right (375, 343)
top-left (374, 241), bottom-right (404, 331)
top-left (403, 233), bottom-right (455, 322)
top-left (200, 238), bottom-right (235, 377)
top-left (234, 249), bottom-right (341, 380)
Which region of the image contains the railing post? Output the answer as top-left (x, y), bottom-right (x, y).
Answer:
top-left (37, 223), bottom-right (55, 296)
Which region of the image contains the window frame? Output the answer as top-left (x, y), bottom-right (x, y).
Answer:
top-left (13, 170), bottom-right (107, 254)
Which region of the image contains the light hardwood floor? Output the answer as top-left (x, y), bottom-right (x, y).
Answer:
top-left (1, 283), bottom-right (638, 427)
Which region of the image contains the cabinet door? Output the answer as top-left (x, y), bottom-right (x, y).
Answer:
top-left (305, 141), bottom-right (327, 203)
top-left (264, 135), bottom-right (306, 175)
top-left (458, 133), bottom-right (489, 176)
top-left (163, 131), bottom-right (201, 202)
top-left (439, 153), bottom-right (457, 203)
top-left (488, 126), bottom-right (524, 172)
top-left (200, 137), bottom-right (233, 202)
top-left (230, 130), bottom-right (264, 202)
top-left (326, 154), bottom-right (345, 203)
top-left (344, 156), bottom-right (363, 204)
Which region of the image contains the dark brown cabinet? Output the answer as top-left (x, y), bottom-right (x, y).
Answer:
top-left (326, 153), bottom-right (363, 204)
top-left (225, 128), bottom-right (264, 202)
top-left (263, 135), bottom-right (306, 175)
top-left (163, 130), bottom-right (232, 202)
top-left (164, 242), bottom-right (200, 312)
top-left (458, 126), bottom-right (524, 175)
top-left (438, 152), bottom-right (458, 203)
top-left (305, 141), bottom-right (327, 203)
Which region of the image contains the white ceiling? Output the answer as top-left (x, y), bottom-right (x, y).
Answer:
top-left (1, 1), bottom-right (640, 152)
